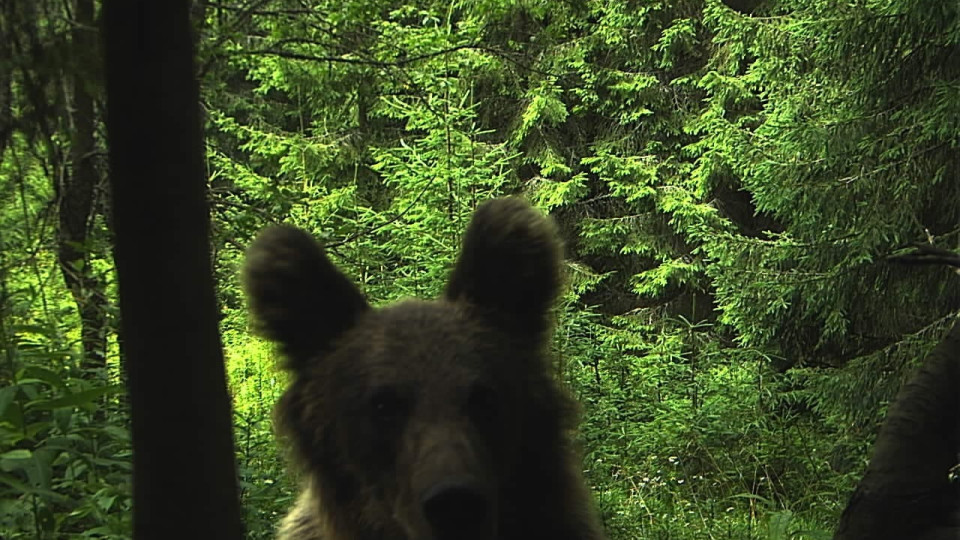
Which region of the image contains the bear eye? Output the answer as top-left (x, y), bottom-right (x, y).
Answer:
top-left (368, 387), bottom-right (408, 424)
top-left (465, 383), bottom-right (500, 425)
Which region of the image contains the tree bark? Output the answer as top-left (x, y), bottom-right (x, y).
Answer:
top-left (60, 0), bottom-right (108, 371)
top-left (103, 1), bottom-right (243, 538)
top-left (720, 0), bottom-right (764, 15)
top-left (0, 41), bottom-right (11, 161)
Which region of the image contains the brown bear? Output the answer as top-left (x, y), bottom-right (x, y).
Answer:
top-left (244, 198), bottom-right (606, 540)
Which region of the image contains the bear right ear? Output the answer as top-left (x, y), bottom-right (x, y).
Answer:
top-left (445, 198), bottom-right (561, 336)
top-left (243, 225), bottom-right (368, 364)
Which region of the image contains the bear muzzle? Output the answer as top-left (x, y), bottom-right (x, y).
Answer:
top-left (421, 475), bottom-right (495, 540)
top-left (401, 425), bottom-right (498, 540)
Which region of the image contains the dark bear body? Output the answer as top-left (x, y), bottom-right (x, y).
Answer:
top-left (244, 198), bottom-right (606, 540)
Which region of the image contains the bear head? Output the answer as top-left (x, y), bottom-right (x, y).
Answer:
top-left (244, 198), bottom-right (585, 540)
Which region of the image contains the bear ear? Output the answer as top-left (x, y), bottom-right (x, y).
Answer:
top-left (243, 225), bottom-right (368, 364)
top-left (445, 198), bottom-right (561, 334)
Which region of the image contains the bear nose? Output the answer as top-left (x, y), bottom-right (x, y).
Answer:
top-left (421, 479), bottom-right (491, 537)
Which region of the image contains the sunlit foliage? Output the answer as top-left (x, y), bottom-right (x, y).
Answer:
top-left (1, 0), bottom-right (957, 538)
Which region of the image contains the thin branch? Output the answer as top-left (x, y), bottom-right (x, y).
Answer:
top-left (888, 243), bottom-right (960, 269)
top-left (233, 43), bottom-right (479, 67)
top-left (226, 42), bottom-right (568, 78)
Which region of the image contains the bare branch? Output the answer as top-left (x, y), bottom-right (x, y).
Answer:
top-left (232, 43), bottom-right (479, 67)
top-left (888, 243), bottom-right (960, 269)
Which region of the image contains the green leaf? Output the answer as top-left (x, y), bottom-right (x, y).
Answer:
top-left (17, 367), bottom-right (67, 389)
top-left (0, 449), bottom-right (32, 461)
top-left (26, 384), bottom-right (123, 411)
top-left (0, 385), bottom-right (17, 418)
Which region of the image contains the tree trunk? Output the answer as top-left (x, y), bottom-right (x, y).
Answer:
top-left (0, 47), bottom-right (11, 160)
top-left (59, 0), bottom-right (108, 371)
top-left (834, 321), bottom-right (960, 540)
top-left (719, 0), bottom-right (765, 15)
top-left (103, 1), bottom-right (243, 537)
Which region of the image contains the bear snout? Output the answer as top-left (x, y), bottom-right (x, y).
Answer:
top-left (401, 423), bottom-right (498, 540)
top-left (420, 477), bottom-right (495, 540)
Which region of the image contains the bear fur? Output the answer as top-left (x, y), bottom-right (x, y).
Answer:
top-left (244, 198), bottom-right (606, 540)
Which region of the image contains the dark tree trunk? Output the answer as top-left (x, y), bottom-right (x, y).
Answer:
top-left (59, 0), bottom-right (108, 371)
top-left (834, 322), bottom-right (960, 540)
top-left (103, 1), bottom-right (243, 538)
top-left (719, 0), bottom-right (765, 15)
top-left (0, 42), bottom-right (11, 160)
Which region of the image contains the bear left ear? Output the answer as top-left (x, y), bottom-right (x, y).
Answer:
top-left (243, 225), bottom-right (368, 364)
top-left (445, 198), bottom-right (561, 335)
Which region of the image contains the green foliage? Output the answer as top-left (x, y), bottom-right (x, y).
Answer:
top-left (223, 330), bottom-right (293, 538)
top-left (0, 325), bottom-right (131, 539)
top-left (2, 0), bottom-right (958, 537)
